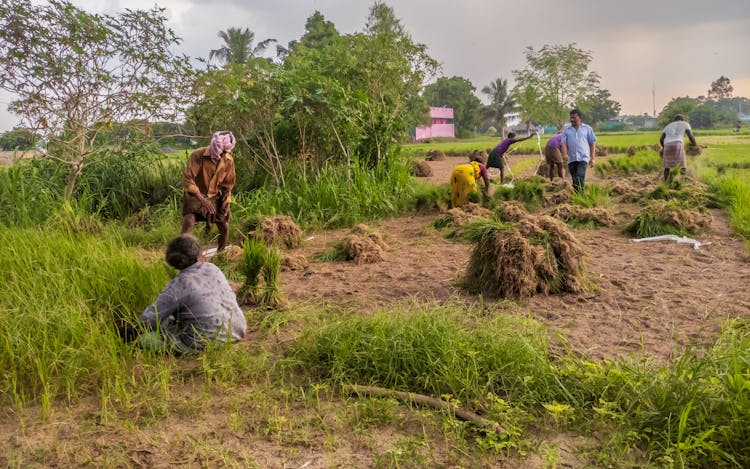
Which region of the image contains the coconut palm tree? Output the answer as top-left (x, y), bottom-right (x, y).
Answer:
top-left (481, 78), bottom-right (517, 136)
top-left (209, 27), bottom-right (276, 65)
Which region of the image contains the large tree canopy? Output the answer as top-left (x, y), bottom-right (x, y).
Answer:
top-left (512, 43), bottom-right (601, 129)
top-left (423, 76), bottom-right (482, 138)
top-left (0, 0), bottom-right (193, 198)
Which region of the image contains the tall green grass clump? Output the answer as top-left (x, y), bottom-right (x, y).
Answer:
top-left (0, 159), bottom-right (65, 227)
top-left (595, 149), bottom-right (661, 176)
top-left (291, 307), bottom-right (561, 407)
top-left (563, 320), bottom-right (750, 467)
top-left (569, 183), bottom-right (611, 208)
top-left (712, 176), bottom-right (750, 242)
top-left (232, 158), bottom-right (417, 230)
top-left (0, 228), bottom-right (167, 414)
top-left (491, 176), bottom-right (546, 211)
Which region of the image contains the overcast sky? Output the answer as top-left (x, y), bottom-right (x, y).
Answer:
top-left (2, 0), bottom-right (749, 131)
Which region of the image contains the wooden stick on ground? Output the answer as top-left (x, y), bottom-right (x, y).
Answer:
top-left (344, 384), bottom-right (503, 432)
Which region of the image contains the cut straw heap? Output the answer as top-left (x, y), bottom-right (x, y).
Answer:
top-left (462, 208), bottom-right (587, 298)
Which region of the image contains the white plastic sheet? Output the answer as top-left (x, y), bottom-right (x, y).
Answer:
top-left (631, 234), bottom-right (707, 250)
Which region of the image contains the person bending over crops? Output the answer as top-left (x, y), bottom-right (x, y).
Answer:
top-left (487, 132), bottom-right (535, 184)
top-left (138, 235), bottom-right (247, 355)
top-left (659, 114), bottom-right (697, 181)
top-left (182, 130), bottom-right (237, 252)
top-left (450, 155), bottom-right (490, 208)
top-left (544, 131), bottom-right (565, 180)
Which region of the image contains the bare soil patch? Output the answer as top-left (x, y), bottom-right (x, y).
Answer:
top-left (281, 155), bottom-right (750, 361)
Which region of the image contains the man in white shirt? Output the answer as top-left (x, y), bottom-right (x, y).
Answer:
top-left (659, 115), bottom-right (697, 181)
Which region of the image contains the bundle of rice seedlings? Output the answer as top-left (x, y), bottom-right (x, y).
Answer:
top-left (259, 215), bottom-right (302, 249)
top-left (461, 215), bottom-right (586, 298)
top-left (595, 145), bottom-right (608, 156)
top-left (426, 149), bottom-right (446, 161)
top-left (261, 247), bottom-right (286, 309)
top-left (410, 160), bottom-right (433, 177)
top-left (687, 145), bottom-right (704, 156)
top-left (238, 238), bottom-right (266, 305)
top-left (548, 204), bottom-right (615, 228)
top-left (624, 200), bottom-right (712, 238)
top-left (626, 145), bottom-right (638, 156)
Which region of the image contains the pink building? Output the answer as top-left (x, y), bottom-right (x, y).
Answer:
top-left (415, 107), bottom-right (455, 140)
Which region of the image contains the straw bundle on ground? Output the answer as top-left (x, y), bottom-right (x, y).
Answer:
top-left (625, 200), bottom-right (712, 237)
top-left (343, 225), bottom-right (388, 264)
top-left (410, 160), bottom-right (433, 177)
top-left (426, 149), bottom-right (446, 161)
top-left (462, 214), bottom-right (587, 298)
top-left (281, 253), bottom-right (309, 272)
top-left (548, 204), bottom-right (615, 228)
top-left (259, 215), bottom-right (302, 249)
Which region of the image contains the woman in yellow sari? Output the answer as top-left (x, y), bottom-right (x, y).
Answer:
top-left (450, 156), bottom-right (490, 207)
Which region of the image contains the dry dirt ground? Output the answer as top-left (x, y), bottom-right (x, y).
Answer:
top-left (282, 154), bottom-right (750, 361)
top-left (4, 154), bottom-right (750, 468)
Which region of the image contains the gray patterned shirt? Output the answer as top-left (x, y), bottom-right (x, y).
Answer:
top-left (140, 262), bottom-right (247, 348)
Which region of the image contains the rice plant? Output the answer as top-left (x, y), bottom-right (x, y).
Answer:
top-left (569, 183), bottom-right (611, 208)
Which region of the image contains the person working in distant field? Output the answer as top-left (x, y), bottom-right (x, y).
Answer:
top-left (735, 121), bottom-right (742, 132)
top-left (182, 130), bottom-right (237, 252)
top-left (544, 130), bottom-right (564, 181)
top-left (487, 132), bottom-right (535, 184)
top-left (659, 114), bottom-right (697, 181)
top-left (138, 235), bottom-right (247, 355)
top-left (561, 109), bottom-right (596, 193)
top-left (450, 155), bottom-right (490, 208)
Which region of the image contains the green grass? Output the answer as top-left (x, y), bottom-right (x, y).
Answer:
top-left (290, 306), bottom-right (750, 467)
top-left (570, 183), bottom-right (611, 208)
top-left (695, 143), bottom-right (750, 246)
top-left (595, 149), bottom-right (662, 176)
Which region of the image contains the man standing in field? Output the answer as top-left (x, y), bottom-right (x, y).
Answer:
top-left (561, 109), bottom-right (596, 193)
top-left (487, 132), bottom-right (535, 184)
top-left (182, 131), bottom-right (237, 252)
top-left (544, 130), bottom-right (564, 181)
top-left (659, 115), bottom-right (697, 181)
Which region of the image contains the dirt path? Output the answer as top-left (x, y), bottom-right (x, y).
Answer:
top-left (281, 155), bottom-right (750, 361)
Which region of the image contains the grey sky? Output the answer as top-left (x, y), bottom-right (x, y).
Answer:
top-left (2, 0), bottom-right (749, 131)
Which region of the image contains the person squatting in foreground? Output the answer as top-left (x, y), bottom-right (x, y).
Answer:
top-left (182, 130), bottom-right (237, 252)
top-left (138, 234), bottom-right (247, 355)
top-left (450, 154), bottom-right (490, 208)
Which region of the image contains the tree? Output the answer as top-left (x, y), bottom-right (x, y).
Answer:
top-left (356, 2), bottom-right (438, 166)
top-left (209, 27), bottom-right (276, 65)
top-left (0, 128), bottom-right (39, 151)
top-left (481, 78), bottom-right (517, 136)
top-left (577, 89), bottom-right (622, 129)
top-left (423, 76), bottom-right (482, 138)
top-left (708, 76), bottom-right (733, 100)
top-left (512, 43), bottom-right (601, 129)
top-left (0, 0), bottom-right (193, 199)
top-left (658, 97), bottom-right (699, 127)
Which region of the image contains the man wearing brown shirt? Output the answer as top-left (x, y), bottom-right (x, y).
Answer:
top-left (182, 131), bottom-right (237, 252)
